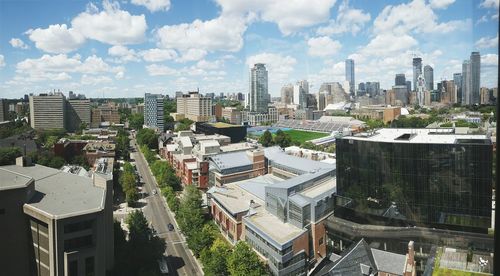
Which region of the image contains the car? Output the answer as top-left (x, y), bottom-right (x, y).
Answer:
top-left (167, 223), bottom-right (174, 231)
top-left (152, 189), bottom-right (157, 195)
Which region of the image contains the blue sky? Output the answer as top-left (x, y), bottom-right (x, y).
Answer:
top-left (0, 0), bottom-right (498, 98)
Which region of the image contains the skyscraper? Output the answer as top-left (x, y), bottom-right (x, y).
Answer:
top-left (406, 81), bottom-right (412, 94)
top-left (248, 63), bottom-right (269, 113)
top-left (412, 57), bottom-right (422, 91)
top-left (280, 84), bottom-right (293, 104)
top-left (395, 73), bottom-right (406, 86)
top-left (462, 60), bottom-right (471, 105)
top-left (144, 93), bottom-right (164, 131)
top-left (423, 65), bottom-right (434, 91)
top-left (453, 73), bottom-right (462, 104)
top-left (345, 59), bottom-right (355, 96)
top-left (293, 80), bottom-right (308, 108)
top-left (29, 93), bottom-right (66, 130)
top-left (470, 52), bottom-right (481, 104)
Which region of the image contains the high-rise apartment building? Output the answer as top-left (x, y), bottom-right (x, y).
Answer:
top-left (280, 84), bottom-right (293, 104)
top-left (293, 83), bottom-right (307, 108)
top-left (345, 59), bottom-right (355, 96)
top-left (470, 52), bottom-right (481, 104)
top-left (462, 60), bottom-right (471, 105)
top-left (423, 65), bottom-right (434, 91)
top-left (412, 57), bottom-right (422, 91)
top-left (395, 74), bottom-right (406, 86)
top-left (248, 63), bottom-right (269, 113)
top-left (453, 73), bottom-right (463, 104)
top-left (91, 104), bottom-right (120, 128)
top-left (406, 80), bottom-right (412, 93)
top-left (29, 93), bottom-right (66, 130)
top-left (66, 99), bottom-right (91, 132)
top-left (144, 93), bottom-right (164, 131)
top-left (176, 92), bottom-right (213, 122)
top-left (0, 98), bottom-right (9, 122)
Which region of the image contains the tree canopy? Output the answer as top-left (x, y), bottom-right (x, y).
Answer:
top-left (136, 128), bottom-right (158, 149)
top-left (258, 130), bottom-right (274, 147)
top-left (227, 242), bottom-right (268, 276)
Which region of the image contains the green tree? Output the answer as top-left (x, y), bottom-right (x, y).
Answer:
top-left (258, 130), bottom-right (274, 147)
top-left (201, 238), bottom-right (232, 276)
top-left (136, 128), bottom-right (159, 149)
top-left (273, 129), bottom-right (291, 148)
top-left (129, 113), bottom-right (144, 130)
top-left (0, 147), bottom-right (22, 165)
top-left (177, 185), bottom-right (204, 237)
top-left (228, 242), bottom-right (267, 276)
top-left (187, 223), bottom-right (217, 256)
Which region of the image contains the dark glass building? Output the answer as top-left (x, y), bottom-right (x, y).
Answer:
top-left (335, 128), bottom-right (492, 233)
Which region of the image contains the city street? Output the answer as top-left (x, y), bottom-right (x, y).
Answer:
top-left (130, 138), bottom-right (202, 275)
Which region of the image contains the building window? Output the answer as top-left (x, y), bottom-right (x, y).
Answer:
top-left (64, 235), bottom-right (93, 251)
top-left (64, 220), bottom-right (94, 234)
top-left (68, 260), bottom-right (78, 276)
top-left (85, 256), bottom-right (95, 276)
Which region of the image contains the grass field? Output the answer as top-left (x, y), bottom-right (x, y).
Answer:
top-left (283, 129), bottom-right (329, 144)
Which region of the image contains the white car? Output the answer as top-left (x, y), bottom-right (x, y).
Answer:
top-left (152, 189), bottom-right (157, 195)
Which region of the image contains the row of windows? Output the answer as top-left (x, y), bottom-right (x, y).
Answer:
top-left (64, 219), bottom-right (94, 234)
top-left (245, 226), bottom-right (292, 256)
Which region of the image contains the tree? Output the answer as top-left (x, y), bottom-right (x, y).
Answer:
top-left (258, 130), bottom-right (274, 147)
top-left (136, 128), bottom-right (158, 149)
top-left (273, 129), bottom-right (291, 148)
top-left (177, 185), bottom-right (204, 237)
top-left (201, 238), bottom-right (232, 276)
top-left (228, 242), bottom-right (267, 276)
top-left (187, 223), bottom-right (217, 256)
top-left (0, 147), bottom-right (22, 165)
top-left (129, 113), bottom-right (144, 130)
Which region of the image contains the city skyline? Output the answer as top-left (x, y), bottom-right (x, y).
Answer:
top-left (0, 0), bottom-right (498, 99)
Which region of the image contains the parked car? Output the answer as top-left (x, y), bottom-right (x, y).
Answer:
top-left (167, 223), bottom-right (174, 231)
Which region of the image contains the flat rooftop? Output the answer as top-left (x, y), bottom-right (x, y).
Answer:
top-left (299, 177), bottom-right (336, 200)
top-left (1, 164), bottom-right (105, 219)
top-left (345, 128), bottom-right (490, 144)
top-left (0, 167), bottom-right (33, 190)
top-left (210, 122), bottom-right (241, 128)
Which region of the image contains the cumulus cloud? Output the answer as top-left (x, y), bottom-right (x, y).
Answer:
top-left (429, 0), bottom-right (456, 9)
top-left (215, 0), bottom-right (337, 35)
top-left (108, 45), bottom-right (140, 62)
top-left (81, 74), bottom-right (112, 85)
top-left (307, 36), bottom-right (342, 57)
top-left (26, 24), bottom-right (85, 54)
top-left (9, 38), bottom-right (29, 49)
top-left (146, 64), bottom-right (178, 76)
top-left (246, 53), bottom-right (296, 87)
top-left (317, 0), bottom-right (370, 36)
top-left (0, 55), bottom-right (5, 68)
top-left (140, 48), bottom-right (178, 62)
top-left (475, 33), bottom-right (499, 49)
top-left (480, 0), bottom-right (499, 9)
top-left (176, 49), bottom-right (208, 62)
top-left (72, 0), bottom-right (147, 45)
top-left (481, 54), bottom-right (498, 66)
top-left (361, 33), bottom-right (417, 56)
top-left (131, 0), bottom-right (170, 12)
top-left (156, 15), bottom-right (246, 58)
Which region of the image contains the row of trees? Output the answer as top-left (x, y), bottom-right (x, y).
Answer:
top-left (176, 118), bottom-right (194, 131)
top-left (115, 129), bottom-right (130, 160)
top-left (258, 129), bottom-right (292, 148)
top-left (112, 210), bottom-right (165, 276)
top-left (120, 162), bottom-right (139, 206)
top-left (136, 128), bottom-right (159, 149)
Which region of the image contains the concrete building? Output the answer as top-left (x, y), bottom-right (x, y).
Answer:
top-left (175, 92), bottom-right (213, 122)
top-left (470, 52), bottom-right (481, 104)
top-left (412, 57), bottom-right (422, 91)
top-left (132, 103), bottom-right (144, 114)
top-left (91, 104), bottom-right (120, 128)
top-left (462, 60), bottom-right (472, 105)
top-left (395, 74), bottom-right (406, 86)
top-left (221, 107), bottom-right (242, 125)
top-left (293, 82), bottom-right (307, 109)
top-left (144, 93), bottom-right (164, 131)
top-left (207, 147), bottom-right (336, 275)
top-left (67, 99), bottom-right (91, 132)
top-left (0, 157), bottom-right (114, 276)
top-left (0, 98), bottom-right (9, 122)
top-left (392, 85), bottom-right (409, 106)
top-left (480, 87), bottom-right (490, 104)
top-left (195, 122), bottom-right (247, 143)
top-left (351, 105), bottom-right (401, 124)
top-left (423, 65), bottom-right (434, 91)
top-left (29, 93), bottom-right (66, 130)
top-left (248, 63), bottom-right (269, 113)
top-left (345, 59), bottom-right (355, 96)
top-left (208, 149), bottom-right (267, 187)
top-left (453, 73), bottom-right (463, 104)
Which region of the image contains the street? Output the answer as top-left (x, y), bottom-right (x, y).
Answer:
top-left (130, 138), bottom-right (202, 276)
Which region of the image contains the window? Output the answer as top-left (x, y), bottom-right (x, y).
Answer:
top-left (68, 260), bottom-right (78, 276)
top-left (85, 256), bottom-right (95, 276)
top-left (64, 235), bottom-right (93, 251)
top-left (64, 220), bottom-right (94, 234)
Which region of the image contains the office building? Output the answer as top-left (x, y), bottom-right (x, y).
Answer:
top-left (470, 52), bottom-right (481, 105)
top-left (365, 82), bottom-right (380, 97)
top-left (452, 73), bottom-right (462, 104)
top-left (29, 93), bottom-right (66, 130)
top-left (144, 93), bottom-right (164, 131)
top-left (395, 74), bottom-right (406, 86)
top-left (423, 65), bottom-right (433, 91)
top-left (175, 92), bottom-right (213, 122)
top-left (293, 82), bottom-right (307, 108)
top-left (405, 80), bottom-right (412, 93)
top-left (248, 63), bottom-right (269, 113)
top-left (415, 74), bottom-right (426, 106)
top-left (66, 99), bottom-right (91, 132)
top-left (194, 122), bottom-right (247, 143)
top-left (480, 87), bottom-right (490, 104)
top-left (351, 105), bottom-right (401, 124)
top-left (336, 128), bottom-right (492, 233)
top-left (221, 107), bottom-right (242, 125)
top-left (462, 60), bottom-right (471, 105)
top-left (392, 85), bottom-right (409, 105)
top-left (345, 59), bottom-right (355, 96)
top-left (412, 57), bottom-right (422, 91)
top-left (90, 104), bottom-right (120, 128)
top-left (0, 157), bottom-right (114, 276)
top-left (0, 98), bottom-right (8, 122)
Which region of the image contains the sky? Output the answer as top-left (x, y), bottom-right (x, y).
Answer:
top-left (0, 0), bottom-right (498, 99)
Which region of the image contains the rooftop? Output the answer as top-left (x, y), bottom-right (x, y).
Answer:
top-left (209, 151), bottom-right (252, 171)
top-left (345, 128), bottom-right (491, 144)
top-left (0, 167), bottom-right (33, 190)
top-left (210, 122), bottom-right (241, 128)
top-left (264, 147), bottom-right (334, 174)
top-left (220, 142), bottom-right (257, 152)
top-left (0, 164), bottom-right (104, 219)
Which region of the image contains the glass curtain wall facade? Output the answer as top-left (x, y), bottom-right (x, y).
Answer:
top-left (335, 138), bottom-right (492, 233)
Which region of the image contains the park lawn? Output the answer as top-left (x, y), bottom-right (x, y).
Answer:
top-left (283, 129), bottom-right (329, 144)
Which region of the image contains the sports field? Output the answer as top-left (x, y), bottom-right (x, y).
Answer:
top-left (283, 129), bottom-right (329, 144)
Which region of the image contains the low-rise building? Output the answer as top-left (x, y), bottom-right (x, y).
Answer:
top-left (83, 142), bottom-right (116, 165)
top-left (351, 105), bottom-right (401, 124)
top-left (195, 122), bottom-right (247, 143)
top-left (222, 107), bottom-right (242, 125)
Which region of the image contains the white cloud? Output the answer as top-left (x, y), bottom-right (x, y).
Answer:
top-left (176, 49), bottom-right (208, 62)
top-left (361, 33), bottom-right (417, 56)
top-left (373, 0), bottom-right (470, 35)
top-left (81, 74), bottom-right (112, 85)
top-left (108, 45), bottom-right (140, 62)
top-left (246, 53), bottom-right (296, 86)
top-left (317, 0), bottom-right (370, 36)
top-left (307, 36), bottom-right (342, 57)
top-left (481, 54), bottom-right (498, 66)
top-left (140, 48), bottom-right (177, 62)
top-left (26, 24), bottom-right (85, 53)
top-left (156, 15), bottom-right (246, 55)
top-left (72, 0), bottom-right (147, 45)
top-left (475, 33), bottom-right (499, 49)
top-left (115, 71), bottom-right (124, 79)
top-left (0, 55), bottom-right (5, 68)
top-left (196, 59), bottom-right (223, 70)
top-left (131, 0), bottom-right (170, 12)
top-left (480, 0), bottom-right (499, 9)
top-left (146, 64), bottom-right (178, 76)
top-left (9, 38), bottom-right (29, 49)
top-left (429, 0), bottom-right (455, 9)
top-left (216, 0), bottom-right (337, 35)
